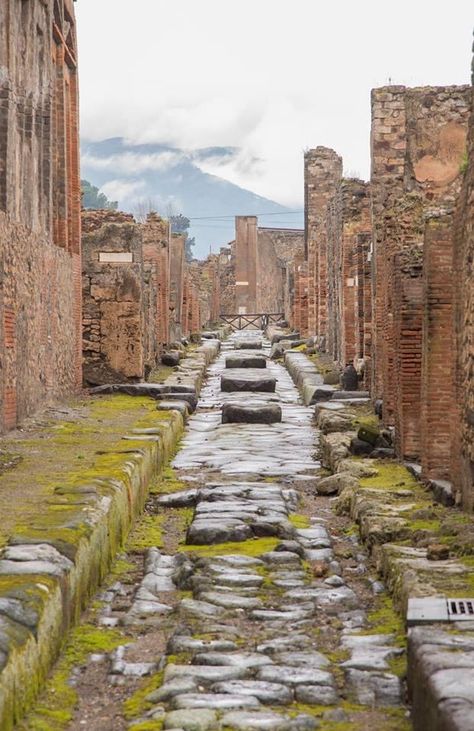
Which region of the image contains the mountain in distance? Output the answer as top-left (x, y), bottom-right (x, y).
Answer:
top-left (81, 138), bottom-right (303, 259)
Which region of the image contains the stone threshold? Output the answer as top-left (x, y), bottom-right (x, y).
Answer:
top-left (0, 334), bottom-right (224, 730)
top-left (282, 345), bottom-right (474, 731)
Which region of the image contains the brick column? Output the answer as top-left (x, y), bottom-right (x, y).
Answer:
top-left (421, 211), bottom-right (455, 480)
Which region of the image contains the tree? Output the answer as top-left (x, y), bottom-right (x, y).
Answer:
top-left (169, 214), bottom-right (196, 262)
top-left (81, 180), bottom-right (118, 210)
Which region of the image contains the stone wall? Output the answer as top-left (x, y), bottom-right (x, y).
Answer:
top-left (0, 0), bottom-right (82, 431)
top-left (304, 148), bottom-right (343, 338)
top-left (82, 210), bottom-right (146, 385)
top-left (257, 228), bottom-right (304, 316)
top-left (452, 76), bottom-right (474, 508)
top-left (169, 234), bottom-right (185, 343)
top-left (82, 210), bottom-right (200, 384)
top-left (370, 84), bottom-right (471, 462)
top-left (326, 179), bottom-right (371, 367)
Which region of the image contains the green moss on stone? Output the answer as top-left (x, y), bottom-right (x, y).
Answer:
top-left (123, 671), bottom-right (164, 720)
top-left (289, 514), bottom-right (311, 529)
top-left (180, 536), bottom-right (279, 558)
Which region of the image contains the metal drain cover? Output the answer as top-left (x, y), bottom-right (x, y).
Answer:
top-left (407, 597), bottom-right (474, 626)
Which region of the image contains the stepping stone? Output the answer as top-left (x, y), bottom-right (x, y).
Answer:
top-left (226, 356), bottom-right (266, 369)
top-left (213, 680), bottom-right (293, 705)
top-left (221, 374), bottom-right (276, 393)
top-left (172, 693), bottom-right (261, 710)
top-left (222, 403), bottom-right (282, 424)
top-left (164, 708), bottom-right (218, 730)
top-left (234, 340), bottom-right (263, 350)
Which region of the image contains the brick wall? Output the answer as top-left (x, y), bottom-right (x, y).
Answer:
top-left (370, 85), bottom-right (471, 461)
top-left (326, 179), bottom-right (371, 366)
top-left (0, 0), bottom-right (81, 431)
top-left (256, 228), bottom-right (304, 315)
top-left (420, 211), bottom-right (456, 480)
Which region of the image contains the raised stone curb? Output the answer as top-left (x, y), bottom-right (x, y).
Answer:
top-left (0, 335), bottom-right (223, 730)
top-left (284, 351), bottom-right (327, 405)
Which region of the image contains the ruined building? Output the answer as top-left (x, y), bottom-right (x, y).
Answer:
top-left (292, 149), bottom-right (373, 381)
top-left (286, 83), bottom-right (472, 507)
top-left (214, 216), bottom-right (304, 322)
top-left (0, 0), bottom-right (82, 431)
top-left (82, 210), bottom-right (201, 386)
top-left (370, 85), bottom-right (470, 470)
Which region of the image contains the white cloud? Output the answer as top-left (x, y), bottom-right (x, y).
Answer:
top-left (75, 0), bottom-right (473, 207)
top-left (83, 151), bottom-right (184, 175)
top-left (100, 179), bottom-right (146, 202)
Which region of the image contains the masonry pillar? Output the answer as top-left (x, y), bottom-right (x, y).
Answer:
top-left (235, 216), bottom-right (257, 314)
top-left (169, 234), bottom-right (185, 342)
top-left (304, 148), bottom-right (342, 341)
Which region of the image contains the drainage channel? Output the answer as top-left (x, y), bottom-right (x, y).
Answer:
top-left (22, 332), bottom-right (411, 731)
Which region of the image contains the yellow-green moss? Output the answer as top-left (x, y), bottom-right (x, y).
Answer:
top-left (123, 671), bottom-right (164, 720)
top-left (289, 513), bottom-right (311, 529)
top-left (358, 596), bottom-right (405, 646)
top-left (127, 514), bottom-right (166, 552)
top-left (128, 722), bottom-right (163, 731)
top-left (359, 461), bottom-right (419, 492)
top-left (180, 536), bottom-right (279, 558)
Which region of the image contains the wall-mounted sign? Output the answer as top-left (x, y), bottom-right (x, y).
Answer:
top-left (99, 252), bottom-right (133, 263)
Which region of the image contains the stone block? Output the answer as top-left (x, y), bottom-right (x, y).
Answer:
top-left (221, 374), bottom-right (276, 393)
top-left (222, 403), bottom-right (282, 424)
top-left (234, 339), bottom-right (263, 350)
top-left (225, 356), bottom-right (266, 369)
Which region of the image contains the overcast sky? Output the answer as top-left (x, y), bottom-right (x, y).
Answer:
top-left (75, 0), bottom-right (473, 207)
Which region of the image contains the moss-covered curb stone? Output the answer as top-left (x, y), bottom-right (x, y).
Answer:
top-left (0, 336), bottom-right (222, 730)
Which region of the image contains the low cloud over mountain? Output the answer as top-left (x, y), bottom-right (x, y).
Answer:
top-left (81, 138), bottom-right (303, 258)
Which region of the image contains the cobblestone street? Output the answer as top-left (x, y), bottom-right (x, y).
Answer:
top-left (22, 335), bottom-right (410, 731)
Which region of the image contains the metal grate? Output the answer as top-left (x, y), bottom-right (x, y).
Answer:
top-left (448, 599), bottom-right (474, 620)
top-left (407, 597), bottom-right (474, 626)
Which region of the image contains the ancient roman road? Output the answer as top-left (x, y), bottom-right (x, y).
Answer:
top-left (27, 333), bottom-right (410, 731)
